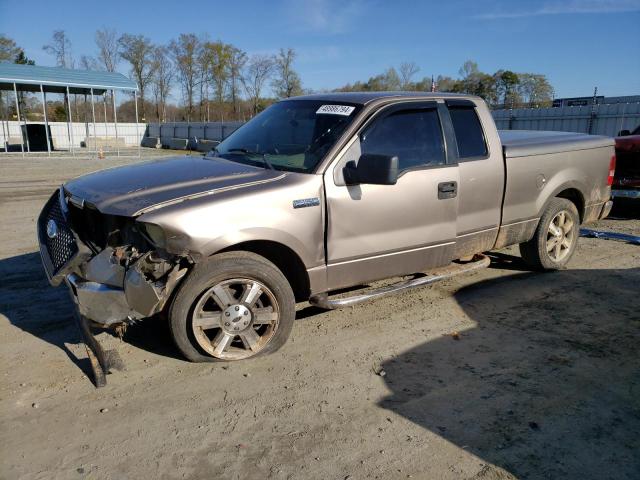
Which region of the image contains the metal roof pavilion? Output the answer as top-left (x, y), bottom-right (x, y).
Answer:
top-left (0, 63), bottom-right (138, 95)
top-left (0, 63), bottom-right (141, 157)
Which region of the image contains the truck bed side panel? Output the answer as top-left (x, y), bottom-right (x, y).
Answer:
top-left (499, 131), bottom-right (613, 240)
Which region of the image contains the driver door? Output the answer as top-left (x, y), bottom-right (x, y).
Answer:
top-left (323, 102), bottom-right (459, 291)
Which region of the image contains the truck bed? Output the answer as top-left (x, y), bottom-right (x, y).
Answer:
top-left (499, 130), bottom-right (614, 158)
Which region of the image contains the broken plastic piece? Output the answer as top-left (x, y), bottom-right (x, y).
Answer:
top-left (72, 310), bottom-right (124, 388)
top-left (579, 228), bottom-right (640, 245)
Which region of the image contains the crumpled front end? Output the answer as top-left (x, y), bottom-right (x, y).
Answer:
top-left (37, 188), bottom-right (189, 327)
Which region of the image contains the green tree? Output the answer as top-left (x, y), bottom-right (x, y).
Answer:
top-left (227, 46), bottom-right (247, 116)
top-left (169, 34), bottom-right (200, 121)
top-left (52, 104), bottom-right (67, 121)
top-left (272, 48), bottom-right (302, 98)
top-left (434, 75), bottom-right (461, 92)
top-left (495, 70), bottom-right (520, 107)
top-left (382, 68), bottom-right (401, 90)
top-left (0, 34), bottom-right (21, 63)
top-left (518, 73), bottom-right (553, 107)
top-left (14, 50), bottom-right (35, 65)
top-left (118, 33), bottom-right (156, 119)
top-left (202, 41), bottom-right (232, 120)
top-left (455, 60), bottom-right (498, 104)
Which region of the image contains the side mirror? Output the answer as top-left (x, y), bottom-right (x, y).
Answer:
top-left (343, 154), bottom-right (399, 185)
top-left (618, 129), bottom-right (631, 137)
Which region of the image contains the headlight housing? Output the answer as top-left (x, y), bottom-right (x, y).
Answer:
top-left (138, 222), bottom-right (166, 248)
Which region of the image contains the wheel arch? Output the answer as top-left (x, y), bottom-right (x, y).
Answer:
top-left (554, 187), bottom-right (585, 222)
top-left (218, 240), bottom-right (311, 301)
top-left (539, 182), bottom-right (586, 223)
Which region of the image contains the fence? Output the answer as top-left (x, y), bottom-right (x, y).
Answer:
top-left (492, 102), bottom-right (640, 137)
top-left (6, 105), bottom-right (638, 154)
top-left (146, 121), bottom-right (244, 147)
top-left (1, 121), bottom-right (145, 152)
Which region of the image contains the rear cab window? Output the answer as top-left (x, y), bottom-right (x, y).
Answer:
top-left (446, 101), bottom-right (488, 160)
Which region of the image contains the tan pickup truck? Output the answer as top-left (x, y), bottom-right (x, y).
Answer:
top-left (38, 92), bottom-right (615, 378)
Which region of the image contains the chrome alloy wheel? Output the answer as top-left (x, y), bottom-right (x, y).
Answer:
top-left (546, 210), bottom-right (575, 262)
top-left (191, 278), bottom-right (280, 360)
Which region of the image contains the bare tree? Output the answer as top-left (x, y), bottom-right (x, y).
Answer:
top-left (272, 48), bottom-right (302, 99)
top-left (242, 54), bottom-right (274, 115)
top-left (169, 34), bottom-right (200, 121)
top-left (399, 61), bottom-right (420, 90)
top-left (43, 30), bottom-right (75, 120)
top-left (79, 55), bottom-right (99, 70)
top-left (227, 46), bottom-right (247, 117)
top-left (95, 28), bottom-right (119, 72)
top-left (197, 37), bottom-right (210, 121)
top-left (151, 46), bottom-right (174, 122)
top-left (42, 30), bottom-right (74, 68)
top-left (459, 60), bottom-right (479, 79)
top-left (118, 33), bottom-right (156, 119)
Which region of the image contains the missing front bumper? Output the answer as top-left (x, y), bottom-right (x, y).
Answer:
top-left (67, 273), bottom-right (137, 325)
top-left (66, 250), bottom-right (188, 327)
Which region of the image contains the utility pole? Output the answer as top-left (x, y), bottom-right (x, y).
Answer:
top-left (587, 86), bottom-right (598, 134)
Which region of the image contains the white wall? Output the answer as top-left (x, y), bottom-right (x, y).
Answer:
top-left (0, 121), bottom-right (146, 149)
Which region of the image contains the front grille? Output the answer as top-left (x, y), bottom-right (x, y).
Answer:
top-left (38, 191), bottom-right (78, 280)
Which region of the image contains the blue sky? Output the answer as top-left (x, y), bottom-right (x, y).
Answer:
top-left (1, 0), bottom-right (639, 99)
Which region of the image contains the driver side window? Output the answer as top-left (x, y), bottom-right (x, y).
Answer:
top-left (360, 108), bottom-right (446, 172)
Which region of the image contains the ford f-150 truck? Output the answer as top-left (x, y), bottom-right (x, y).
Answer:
top-left (38, 92), bottom-right (615, 380)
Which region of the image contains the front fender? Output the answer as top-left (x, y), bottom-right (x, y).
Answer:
top-left (137, 172), bottom-right (326, 269)
top-left (200, 227), bottom-right (321, 267)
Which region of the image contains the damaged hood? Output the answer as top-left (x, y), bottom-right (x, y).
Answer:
top-left (63, 155), bottom-right (286, 216)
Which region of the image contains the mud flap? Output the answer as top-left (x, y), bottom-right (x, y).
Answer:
top-left (72, 310), bottom-right (124, 388)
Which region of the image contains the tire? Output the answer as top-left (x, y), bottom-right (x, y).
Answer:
top-left (519, 197), bottom-right (580, 271)
top-left (168, 251), bottom-right (295, 362)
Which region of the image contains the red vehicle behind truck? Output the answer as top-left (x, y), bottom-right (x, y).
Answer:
top-left (613, 125), bottom-right (640, 201)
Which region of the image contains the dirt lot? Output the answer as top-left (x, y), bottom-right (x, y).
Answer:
top-left (1, 155), bottom-right (639, 480)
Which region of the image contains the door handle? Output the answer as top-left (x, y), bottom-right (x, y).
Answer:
top-left (438, 181), bottom-right (457, 199)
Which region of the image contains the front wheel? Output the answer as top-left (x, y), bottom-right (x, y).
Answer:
top-left (168, 251), bottom-right (296, 362)
top-left (519, 197), bottom-right (580, 270)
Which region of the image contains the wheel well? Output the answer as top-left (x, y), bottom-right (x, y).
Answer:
top-left (219, 241), bottom-right (311, 301)
top-left (556, 188), bottom-right (585, 222)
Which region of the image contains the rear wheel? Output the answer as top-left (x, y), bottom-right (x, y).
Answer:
top-left (519, 198), bottom-right (580, 270)
top-left (169, 252), bottom-right (295, 362)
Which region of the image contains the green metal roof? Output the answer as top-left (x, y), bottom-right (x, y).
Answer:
top-left (0, 63), bottom-right (138, 95)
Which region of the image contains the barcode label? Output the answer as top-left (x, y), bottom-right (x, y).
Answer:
top-left (316, 105), bottom-right (356, 116)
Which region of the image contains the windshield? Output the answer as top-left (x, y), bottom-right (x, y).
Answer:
top-left (212, 100), bottom-right (361, 173)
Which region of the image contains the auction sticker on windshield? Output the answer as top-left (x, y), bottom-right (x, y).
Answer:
top-left (316, 105), bottom-right (356, 116)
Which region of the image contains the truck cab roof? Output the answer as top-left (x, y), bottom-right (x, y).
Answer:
top-left (286, 91), bottom-right (477, 105)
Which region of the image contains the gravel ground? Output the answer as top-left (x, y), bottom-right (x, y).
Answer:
top-left (1, 155), bottom-right (638, 480)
